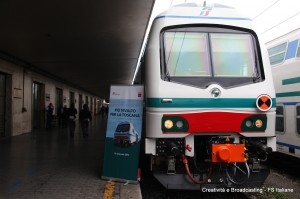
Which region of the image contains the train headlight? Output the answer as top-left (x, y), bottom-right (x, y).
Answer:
top-left (175, 120), bottom-right (184, 129)
top-left (162, 116), bottom-right (188, 132)
top-left (241, 115), bottom-right (267, 132)
top-left (164, 120), bottom-right (173, 129)
top-left (255, 119), bottom-right (263, 128)
top-left (245, 120), bottom-right (253, 127)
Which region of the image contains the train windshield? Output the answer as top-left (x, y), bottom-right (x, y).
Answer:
top-left (162, 28), bottom-right (263, 87)
top-left (116, 123), bottom-right (130, 132)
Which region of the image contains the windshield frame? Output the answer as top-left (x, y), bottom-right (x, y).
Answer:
top-left (160, 25), bottom-right (265, 88)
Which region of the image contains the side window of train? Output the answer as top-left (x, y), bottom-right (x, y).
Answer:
top-left (296, 104), bottom-right (300, 135)
top-left (297, 40), bottom-right (300, 58)
top-left (267, 42), bottom-right (287, 65)
top-left (275, 105), bottom-right (284, 134)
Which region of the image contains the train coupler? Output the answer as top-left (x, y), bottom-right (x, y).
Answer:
top-left (249, 158), bottom-right (261, 172)
top-left (167, 156), bottom-right (176, 174)
top-left (211, 143), bottom-right (246, 163)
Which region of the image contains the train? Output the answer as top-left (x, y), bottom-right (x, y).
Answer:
top-left (266, 28), bottom-right (300, 159)
top-left (141, 3), bottom-right (276, 189)
top-left (114, 121), bottom-right (139, 146)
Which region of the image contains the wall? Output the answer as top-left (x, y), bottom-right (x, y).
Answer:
top-left (0, 58), bottom-right (101, 136)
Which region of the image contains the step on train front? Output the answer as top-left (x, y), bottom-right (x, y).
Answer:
top-left (143, 2), bottom-right (276, 189)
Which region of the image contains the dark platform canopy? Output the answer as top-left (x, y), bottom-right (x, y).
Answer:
top-left (0, 0), bottom-right (155, 98)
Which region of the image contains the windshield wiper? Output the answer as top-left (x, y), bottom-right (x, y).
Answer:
top-left (164, 68), bottom-right (171, 81)
top-left (252, 71), bottom-right (261, 82)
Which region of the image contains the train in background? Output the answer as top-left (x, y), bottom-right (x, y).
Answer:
top-left (266, 28), bottom-right (300, 159)
top-left (141, 2), bottom-right (276, 190)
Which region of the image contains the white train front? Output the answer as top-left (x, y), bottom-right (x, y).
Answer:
top-left (142, 3), bottom-right (276, 190)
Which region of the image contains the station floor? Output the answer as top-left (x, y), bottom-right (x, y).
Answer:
top-left (0, 115), bottom-right (142, 199)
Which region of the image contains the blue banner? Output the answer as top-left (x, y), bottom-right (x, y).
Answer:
top-left (102, 85), bottom-right (144, 183)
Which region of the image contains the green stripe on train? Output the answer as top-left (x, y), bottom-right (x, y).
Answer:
top-left (146, 98), bottom-right (276, 108)
top-left (276, 91), bottom-right (300, 98)
top-left (282, 77), bottom-right (300, 85)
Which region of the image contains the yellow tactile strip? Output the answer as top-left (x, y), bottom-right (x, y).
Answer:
top-left (103, 181), bottom-right (116, 199)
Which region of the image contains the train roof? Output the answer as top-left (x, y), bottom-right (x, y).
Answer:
top-left (266, 27), bottom-right (300, 45)
top-left (117, 121), bottom-right (133, 125)
top-left (154, 2), bottom-right (252, 28)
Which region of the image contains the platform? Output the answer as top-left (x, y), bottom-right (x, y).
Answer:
top-left (0, 115), bottom-right (142, 199)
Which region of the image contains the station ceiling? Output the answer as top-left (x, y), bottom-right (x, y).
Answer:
top-left (0, 0), bottom-right (155, 99)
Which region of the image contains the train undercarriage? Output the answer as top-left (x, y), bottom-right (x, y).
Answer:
top-left (149, 135), bottom-right (272, 189)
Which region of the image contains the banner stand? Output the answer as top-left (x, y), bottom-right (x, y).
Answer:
top-left (101, 85), bottom-right (144, 183)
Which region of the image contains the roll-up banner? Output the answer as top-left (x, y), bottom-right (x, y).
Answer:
top-left (102, 85), bottom-right (144, 183)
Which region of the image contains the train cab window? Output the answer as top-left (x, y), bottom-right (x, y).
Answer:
top-left (296, 105), bottom-right (300, 135)
top-left (275, 105), bottom-right (284, 133)
top-left (116, 123), bottom-right (130, 132)
top-left (162, 27), bottom-right (263, 88)
top-left (210, 34), bottom-right (255, 77)
top-left (164, 32), bottom-right (211, 76)
top-left (267, 42), bottom-right (287, 65)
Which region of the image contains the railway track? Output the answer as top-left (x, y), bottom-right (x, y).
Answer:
top-left (266, 152), bottom-right (300, 178)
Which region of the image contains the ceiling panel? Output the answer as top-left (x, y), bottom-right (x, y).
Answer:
top-left (0, 0), bottom-right (155, 98)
